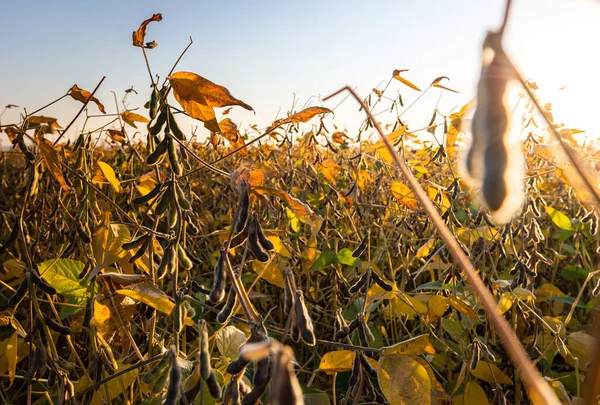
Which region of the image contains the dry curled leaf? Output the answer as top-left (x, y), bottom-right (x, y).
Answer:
top-left (121, 111), bottom-right (149, 128)
top-left (132, 13), bottom-right (162, 48)
top-left (273, 106), bottom-right (333, 127)
top-left (431, 76), bottom-right (459, 93)
top-left (169, 71), bottom-right (253, 133)
top-left (37, 137), bottom-right (70, 192)
top-left (68, 84), bottom-right (105, 114)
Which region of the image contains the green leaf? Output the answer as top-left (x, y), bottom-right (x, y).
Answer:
top-left (551, 295), bottom-right (585, 308)
top-left (559, 265), bottom-right (589, 281)
top-left (311, 250), bottom-right (338, 271)
top-left (415, 280), bottom-right (456, 291)
top-left (38, 259), bottom-right (87, 299)
top-left (545, 206), bottom-right (573, 230)
top-left (337, 248), bottom-right (361, 267)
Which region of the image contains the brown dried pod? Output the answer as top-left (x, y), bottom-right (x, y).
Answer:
top-left (462, 31), bottom-right (524, 224)
top-left (348, 352), bottom-right (361, 386)
top-left (206, 370), bottom-right (223, 399)
top-left (228, 226), bottom-right (249, 249)
top-left (199, 321), bottom-right (212, 380)
top-left (147, 135), bottom-right (169, 165)
top-left (335, 317), bottom-right (359, 340)
top-left (167, 136), bottom-right (183, 176)
top-left (283, 268), bottom-right (296, 316)
top-left (209, 249), bottom-right (227, 303)
top-left (233, 181), bottom-right (250, 234)
top-left (248, 218), bottom-right (269, 262)
top-left (216, 288), bottom-right (237, 324)
top-left (8, 279), bottom-right (28, 306)
top-left (253, 215), bottom-right (274, 251)
top-left (293, 290), bottom-right (316, 346)
top-left (132, 182), bottom-right (163, 205)
top-left (30, 272), bottom-right (57, 295)
top-left (352, 234), bottom-right (368, 258)
top-left (370, 270), bottom-right (393, 291)
top-left (349, 271), bottom-right (369, 294)
top-left (270, 346), bottom-right (303, 405)
top-left (44, 316), bottom-right (72, 336)
top-left (358, 353), bottom-right (377, 377)
top-left (164, 348), bottom-right (181, 405)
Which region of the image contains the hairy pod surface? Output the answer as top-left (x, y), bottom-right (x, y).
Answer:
top-left (209, 249), bottom-right (227, 303)
top-left (293, 290), bottom-right (316, 346)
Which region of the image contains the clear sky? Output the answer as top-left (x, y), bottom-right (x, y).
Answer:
top-left (1, 0), bottom-right (599, 147)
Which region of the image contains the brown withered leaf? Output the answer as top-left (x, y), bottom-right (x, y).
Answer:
top-left (107, 129), bottom-right (126, 145)
top-left (332, 131), bottom-right (347, 145)
top-left (218, 118), bottom-right (247, 156)
top-left (25, 116), bottom-right (62, 134)
top-left (37, 137), bottom-right (70, 192)
top-left (431, 76), bottom-right (459, 93)
top-left (253, 186), bottom-right (323, 233)
top-left (132, 13), bottom-right (162, 48)
top-left (393, 69), bottom-right (421, 91)
top-left (372, 88), bottom-right (383, 99)
top-left (4, 126), bottom-right (18, 142)
top-left (68, 84), bottom-right (106, 114)
top-left (121, 111), bottom-right (149, 128)
top-left (169, 71), bottom-right (254, 133)
top-left (273, 106), bottom-right (332, 127)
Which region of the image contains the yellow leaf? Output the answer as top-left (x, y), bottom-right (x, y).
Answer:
top-left (68, 84), bottom-right (105, 114)
top-left (132, 13), bottom-right (162, 48)
top-left (497, 292), bottom-right (516, 315)
top-left (273, 106), bottom-right (332, 126)
top-left (215, 326), bottom-right (247, 360)
top-left (252, 261), bottom-right (284, 288)
top-left (169, 71), bottom-right (253, 133)
top-left (565, 331), bottom-right (595, 370)
top-left (319, 350), bottom-right (356, 374)
top-left (121, 111), bottom-right (149, 128)
top-left (368, 126), bottom-right (407, 164)
top-left (415, 238), bottom-right (435, 259)
top-left (378, 354), bottom-right (431, 405)
top-left (117, 282), bottom-right (172, 314)
top-left (98, 161), bottom-right (123, 193)
top-left (91, 360), bottom-right (139, 405)
top-left (382, 334), bottom-right (436, 356)
top-left (545, 206), bottom-right (573, 231)
top-left (536, 283), bottom-right (566, 301)
top-left (470, 361), bottom-right (513, 384)
top-left (428, 295), bottom-right (449, 321)
top-left (317, 159), bottom-right (341, 186)
top-left (268, 235), bottom-right (291, 258)
top-left (454, 381), bottom-right (490, 405)
top-left (513, 287), bottom-right (535, 301)
top-left (392, 69), bottom-right (422, 91)
top-left (6, 331), bottom-right (17, 385)
top-left (385, 294), bottom-right (427, 321)
top-left (90, 295), bottom-right (137, 340)
top-left (390, 181), bottom-right (418, 210)
top-left (37, 137), bottom-right (70, 192)
top-left (449, 296), bottom-right (479, 319)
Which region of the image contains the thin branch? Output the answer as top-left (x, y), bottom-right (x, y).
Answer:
top-left (323, 85), bottom-right (560, 405)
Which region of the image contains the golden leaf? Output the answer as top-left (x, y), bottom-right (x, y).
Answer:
top-left (446, 99), bottom-right (475, 149)
top-left (317, 159), bottom-right (341, 186)
top-left (449, 296), bottom-right (479, 319)
top-left (381, 334), bottom-right (436, 356)
top-left (497, 292), bottom-right (516, 315)
top-left (431, 76), bottom-right (459, 93)
top-left (68, 84), bottom-right (105, 114)
top-left (392, 69), bottom-right (422, 91)
top-left (378, 354), bottom-right (431, 405)
top-left (319, 350), bottom-right (355, 374)
top-left (428, 295), bottom-right (449, 321)
top-left (106, 129), bottom-right (126, 144)
top-left (454, 381), bottom-right (490, 405)
top-left (6, 331), bottom-right (17, 385)
top-left (368, 126), bottom-right (407, 163)
top-left (252, 261), bottom-right (284, 288)
top-left (169, 71), bottom-right (253, 132)
top-left (273, 106), bottom-right (332, 126)
top-left (98, 161), bottom-right (123, 193)
top-left (121, 111), bottom-right (149, 128)
top-left (390, 181), bottom-right (418, 210)
top-left (470, 361), bottom-right (513, 384)
top-left (37, 137), bottom-right (70, 192)
top-left (132, 13), bottom-right (162, 48)
top-left (415, 238), bottom-right (435, 259)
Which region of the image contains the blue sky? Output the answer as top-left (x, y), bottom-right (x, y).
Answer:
top-left (1, 0), bottom-right (599, 146)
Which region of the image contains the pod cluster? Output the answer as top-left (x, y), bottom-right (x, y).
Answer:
top-left (462, 31), bottom-right (525, 224)
top-left (210, 182), bottom-right (274, 305)
top-left (182, 321), bottom-right (223, 402)
top-left (225, 322), bottom-right (272, 405)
